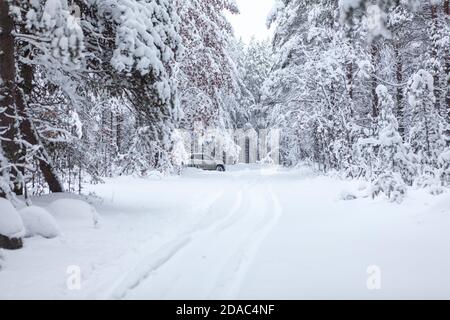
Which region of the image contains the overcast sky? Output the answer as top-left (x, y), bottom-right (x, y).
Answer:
top-left (226, 0), bottom-right (275, 43)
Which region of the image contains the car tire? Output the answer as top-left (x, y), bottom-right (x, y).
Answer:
top-left (216, 165), bottom-right (225, 172)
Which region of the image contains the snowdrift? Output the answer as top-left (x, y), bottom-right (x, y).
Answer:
top-left (47, 199), bottom-right (100, 228)
top-left (19, 206), bottom-right (60, 239)
top-left (0, 198), bottom-right (25, 238)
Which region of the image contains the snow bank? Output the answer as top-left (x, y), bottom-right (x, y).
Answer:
top-left (0, 198), bottom-right (25, 238)
top-left (19, 206), bottom-right (60, 239)
top-left (47, 199), bottom-right (100, 228)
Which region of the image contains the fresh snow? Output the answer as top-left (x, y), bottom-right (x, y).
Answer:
top-left (0, 165), bottom-right (449, 299)
top-left (47, 199), bottom-right (100, 229)
top-left (19, 206), bottom-right (60, 239)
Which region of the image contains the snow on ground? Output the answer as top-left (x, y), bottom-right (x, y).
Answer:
top-left (19, 206), bottom-right (60, 239)
top-left (0, 165), bottom-right (449, 299)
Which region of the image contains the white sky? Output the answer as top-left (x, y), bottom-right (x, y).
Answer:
top-left (227, 0), bottom-right (275, 43)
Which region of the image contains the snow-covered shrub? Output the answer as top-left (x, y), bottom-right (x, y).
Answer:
top-left (428, 184), bottom-right (446, 196)
top-left (0, 199), bottom-right (25, 240)
top-left (415, 173), bottom-right (444, 195)
top-left (19, 206), bottom-right (60, 238)
top-left (47, 199), bottom-right (100, 228)
top-left (414, 154), bottom-right (448, 196)
top-left (339, 181), bottom-right (371, 201)
top-left (371, 172), bottom-right (407, 203)
top-left (259, 155), bottom-right (276, 165)
top-left (376, 85), bottom-right (416, 185)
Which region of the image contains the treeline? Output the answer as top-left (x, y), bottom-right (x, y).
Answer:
top-left (262, 0), bottom-right (449, 201)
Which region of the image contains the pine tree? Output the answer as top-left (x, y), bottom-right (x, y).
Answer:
top-left (175, 0), bottom-right (239, 129)
top-left (175, 0), bottom-right (243, 158)
top-left (369, 85), bottom-right (411, 202)
top-left (407, 70), bottom-right (445, 160)
top-left (242, 38), bottom-right (273, 105)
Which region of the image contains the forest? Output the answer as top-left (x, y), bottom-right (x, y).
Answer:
top-left (264, 0), bottom-right (449, 202)
top-left (0, 1), bottom-right (449, 253)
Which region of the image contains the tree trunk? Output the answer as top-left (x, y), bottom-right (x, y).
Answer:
top-left (116, 114), bottom-right (123, 153)
top-left (0, 0), bottom-right (23, 250)
top-left (394, 43), bottom-right (405, 138)
top-left (445, 0), bottom-right (450, 145)
top-left (0, 0), bottom-right (20, 194)
top-left (430, 4), bottom-right (441, 113)
top-left (0, 234), bottom-right (23, 250)
top-left (16, 90), bottom-right (65, 193)
top-left (17, 50), bottom-right (64, 193)
top-left (371, 42), bottom-right (379, 119)
top-left (347, 62), bottom-right (353, 100)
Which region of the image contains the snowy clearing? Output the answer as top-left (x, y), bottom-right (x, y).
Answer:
top-left (0, 165), bottom-right (449, 300)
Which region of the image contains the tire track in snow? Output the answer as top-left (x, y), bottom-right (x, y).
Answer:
top-left (121, 174), bottom-right (282, 299)
top-left (80, 189), bottom-right (226, 300)
top-left (110, 236), bottom-right (192, 299)
top-left (106, 184), bottom-right (246, 299)
top-left (209, 182), bottom-right (283, 299)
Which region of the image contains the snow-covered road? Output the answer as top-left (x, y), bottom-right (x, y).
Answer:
top-left (0, 165), bottom-right (449, 299)
top-left (118, 171), bottom-right (282, 300)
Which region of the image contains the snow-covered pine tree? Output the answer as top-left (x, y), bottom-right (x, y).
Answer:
top-left (369, 85), bottom-right (412, 202)
top-left (227, 38), bottom-right (254, 129)
top-left (175, 0), bottom-right (243, 159)
top-left (0, 0), bottom-right (87, 198)
top-left (407, 69), bottom-right (447, 188)
top-left (242, 38), bottom-right (273, 105)
top-left (118, 1), bottom-right (181, 174)
top-left (385, 2), bottom-right (415, 138)
top-left (175, 0), bottom-right (239, 129)
top-left (262, 0), bottom-right (368, 171)
top-left (235, 38), bottom-right (273, 130)
top-left (261, 0), bottom-right (448, 199)
top-left (69, 0), bottom-right (183, 175)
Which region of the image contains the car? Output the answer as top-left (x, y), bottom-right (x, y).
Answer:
top-left (187, 153), bottom-right (226, 172)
